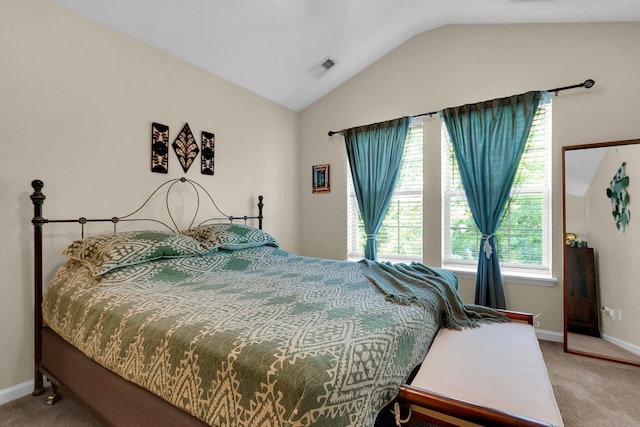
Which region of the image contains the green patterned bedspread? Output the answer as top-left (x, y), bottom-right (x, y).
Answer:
top-left (43, 246), bottom-right (448, 426)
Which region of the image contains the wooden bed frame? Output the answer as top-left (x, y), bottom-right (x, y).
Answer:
top-left (30, 178), bottom-right (264, 426)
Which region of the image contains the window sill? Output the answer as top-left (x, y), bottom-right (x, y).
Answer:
top-left (445, 266), bottom-right (558, 287)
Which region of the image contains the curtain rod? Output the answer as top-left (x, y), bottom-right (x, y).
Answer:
top-left (327, 79), bottom-right (595, 137)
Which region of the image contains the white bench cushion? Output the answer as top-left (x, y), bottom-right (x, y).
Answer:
top-left (410, 321), bottom-right (564, 426)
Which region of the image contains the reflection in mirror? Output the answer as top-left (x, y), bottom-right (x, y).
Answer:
top-left (563, 139), bottom-right (640, 366)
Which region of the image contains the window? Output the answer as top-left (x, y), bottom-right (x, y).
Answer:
top-left (441, 99), bottom-right (552, 278)
top-left (347, 124), bottom-right (423, 262)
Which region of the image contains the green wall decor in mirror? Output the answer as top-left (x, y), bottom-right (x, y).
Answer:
top-left (606, 162), bottom-right (630, 232)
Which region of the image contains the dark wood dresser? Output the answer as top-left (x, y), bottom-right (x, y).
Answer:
top-left (565, 246), bottom-right (600, 337)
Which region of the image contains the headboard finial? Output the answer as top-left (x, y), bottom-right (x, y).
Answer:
top-left (31, 180), bottom-right (46, 208)
top-left (31, 179), bottom-right (44, 193)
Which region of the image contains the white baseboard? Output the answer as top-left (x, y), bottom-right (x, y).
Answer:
top-left (535, 328), bottom-right (563, 343)
top-left (0, 379), bottom-right (51, 406)
top-left (0, 380), bottom-right (34, 405)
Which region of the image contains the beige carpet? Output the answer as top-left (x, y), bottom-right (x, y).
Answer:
top-left (539, 340), bottom-right (640, 427)
top-left (0, 390), bottom-right (100, 427)
top-left (1, 340), bottom-right (639, 426)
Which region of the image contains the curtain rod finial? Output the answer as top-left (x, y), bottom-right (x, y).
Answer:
top-left (328, 130), bottom-right (339, 137)
top-left (583, 79), bottom-right (595, 89)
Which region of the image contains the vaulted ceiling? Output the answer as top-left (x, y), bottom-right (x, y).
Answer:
top-left (54, 0), bottom-right (640, 111)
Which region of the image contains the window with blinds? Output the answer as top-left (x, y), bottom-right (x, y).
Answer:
top-left (441, 99), bottom-right (552, 276)
top-left (347, 124), bottom-right (423, 261)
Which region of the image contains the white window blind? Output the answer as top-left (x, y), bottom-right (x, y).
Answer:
top-left (347, 124), bottom-right (423, 262)
top-left (441, 99), bottom-right (552, 276)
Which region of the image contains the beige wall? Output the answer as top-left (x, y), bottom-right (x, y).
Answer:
top-left (584, 145), bottom-right (639, 347)
top-left (0, 0), bottom-right (300, 392)
top-left (299, 23), bottom-right (640, 334)
top-left (565, 194), bottom-right (587, 238)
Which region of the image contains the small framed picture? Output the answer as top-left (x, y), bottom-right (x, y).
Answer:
top-left (312, 164), bottom-right (330, 193)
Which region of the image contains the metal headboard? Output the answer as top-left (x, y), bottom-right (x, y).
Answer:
top-left (29, 177), bottom-right (264, 396)
top-left (30, 177), bottom-right (263, 236)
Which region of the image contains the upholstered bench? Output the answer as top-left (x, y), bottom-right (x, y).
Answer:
top-left (397, 311), bottom-right (564, 427)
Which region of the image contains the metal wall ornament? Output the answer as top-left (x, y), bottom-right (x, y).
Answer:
top-left (201, 131), bottom-right (215, 175)
top-left (172, 123), bottom-right (199, 173)
top-left (151, 122), bottom-right (169, 173)
top-left (606, 162), bottom-right (630, 232)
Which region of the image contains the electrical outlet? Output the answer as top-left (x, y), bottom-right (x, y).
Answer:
top-left (618, 310), bottom-right (622, 320)
top-left (602, 306), bottom-right (615, 320)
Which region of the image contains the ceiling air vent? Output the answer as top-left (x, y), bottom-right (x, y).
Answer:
top-left (308, 56), bottom-right (338, 79)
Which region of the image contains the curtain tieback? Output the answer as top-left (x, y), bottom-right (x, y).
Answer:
top-left (482, 234), bottom-right (495, 259)
top-left (366, 234), bottom-right (377, 240)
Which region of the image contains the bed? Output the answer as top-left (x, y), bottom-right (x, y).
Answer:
top-left (30, 177), bottom-right (504, 427)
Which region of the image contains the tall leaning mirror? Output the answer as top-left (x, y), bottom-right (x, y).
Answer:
top-left (563, 138), bottom-right (640, 366)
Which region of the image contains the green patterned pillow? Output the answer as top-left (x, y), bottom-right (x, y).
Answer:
top-left (62, 230), bottom-right (207, 276)
top-left (183, 223), bottom-right (279, 250)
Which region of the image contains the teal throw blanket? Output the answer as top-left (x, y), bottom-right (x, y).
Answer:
top-left (358, 259), bottom-right (508, 330)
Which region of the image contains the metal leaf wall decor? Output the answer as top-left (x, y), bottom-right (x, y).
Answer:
top-left (201, 131), bottom-right (215, 175)
top-left (172, 123), bottom-right (199, 173)
top-left (151, 122), bottom-right (169, 173)
top-left (606, 162), bottom-right (630, 232)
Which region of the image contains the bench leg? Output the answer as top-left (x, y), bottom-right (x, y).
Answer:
top-left (46, 383), bottom-right (61, 405)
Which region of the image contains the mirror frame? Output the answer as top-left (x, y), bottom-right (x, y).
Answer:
top-left (562, 138), bottom-right (640, 367)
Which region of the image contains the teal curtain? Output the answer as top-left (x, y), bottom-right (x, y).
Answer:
top-left (441, 91), bottom-right (545, 308)
top-left (344, 117), bottom-right (411, 260)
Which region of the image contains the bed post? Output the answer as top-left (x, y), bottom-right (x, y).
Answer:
top-left (257, 195), bottom-right (264, 230)
top-left (30, 180), bottom-right (46, 396)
